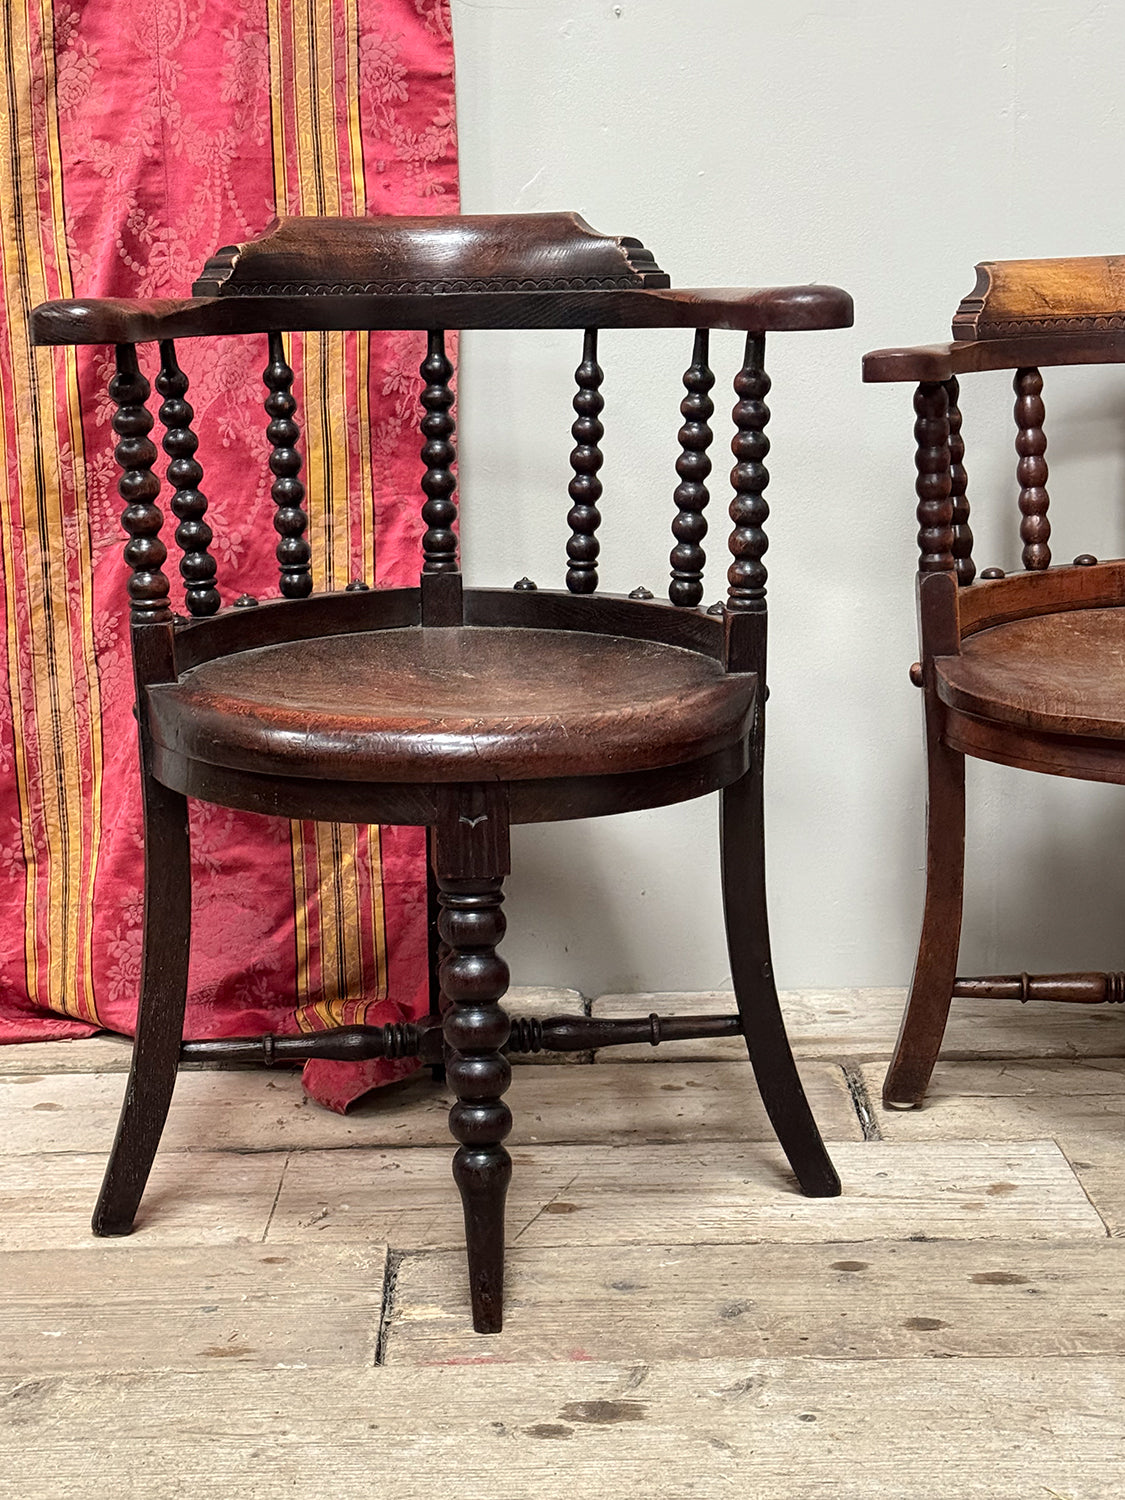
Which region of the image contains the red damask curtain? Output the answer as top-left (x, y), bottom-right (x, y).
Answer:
top-left (0, 0), bottom-right (457, 1109)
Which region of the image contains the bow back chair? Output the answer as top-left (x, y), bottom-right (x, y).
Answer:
top-left (33, 213), bottom-right (851, 1331)
top-left (866, 255), bottom-right (1125, 1110)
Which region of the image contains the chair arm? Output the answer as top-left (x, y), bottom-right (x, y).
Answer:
top-left (31, 283), bottom-right (853, 347)
top-left (864, 331), bottom-right (1125, 382)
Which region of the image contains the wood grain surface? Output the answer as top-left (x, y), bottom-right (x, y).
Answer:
top-left (3, 989), bottom-right (1123, 1499)
top-left (5, 1359), bottom-right (1124, 1500)
top-left (146, 624), bottom-right (755, 782)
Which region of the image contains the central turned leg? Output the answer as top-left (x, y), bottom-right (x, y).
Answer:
top-left (434, 786), bottom-right (513, 1334)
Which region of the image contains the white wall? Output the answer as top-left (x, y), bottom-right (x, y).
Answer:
top-left (449, 0), bottom-right (1125, 997)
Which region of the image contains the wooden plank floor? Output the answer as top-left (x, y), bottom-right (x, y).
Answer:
top-left (2, 986), bottom-right (1124, 1497)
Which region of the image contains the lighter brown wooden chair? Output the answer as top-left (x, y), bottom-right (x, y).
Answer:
top-left (33, 213), bottom-right (852, 1330)
top-left (865, 256), bottom-right (1125, 1108)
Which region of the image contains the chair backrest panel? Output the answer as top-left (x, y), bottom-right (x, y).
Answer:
top-left (952, 255), bottom-right (1125, 342)
top-left (109, 322), bottom-right (785, 624)
top-left (910, 362), bottom-right (1055, 585)
top-left (191, 213), bottom-right (673, 299)
top-left (864, 256), bottom-right (1125, 679)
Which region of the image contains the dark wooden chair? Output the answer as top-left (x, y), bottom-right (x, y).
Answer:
top-left (33, 213), bottom-right (851, 1331)
top-left (866, 255), bottom-right (1125, 1110)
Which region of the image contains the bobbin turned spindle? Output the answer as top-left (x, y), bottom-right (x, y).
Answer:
top-left (263, 331), bottom-right (312, 599)
top-left (945, 375), bottom-right (975, 586)
top-left (726, 334), bottom-right (770, 613)
top-left (435, 784), bottom-right (513, 1334)
top-left (669, 328), bottom-right (714, 606)
top-left (566, 327), bottom-right (604, 594)
top-left (1014, 366), bottom-right (1050, 570)
top-left (156, 341), bottom-right (220, 617)
top-left (419, 330), bottom-right (458, 574)
top-left (913, 381), bottom-right (954, 573)
top-left (111, 345), bottom-right (170, 624)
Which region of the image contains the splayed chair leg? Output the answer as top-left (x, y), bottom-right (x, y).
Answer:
top-left (92, 771), bottom-right (191, 1235)
top-left (722, 760), bottom-right (841, 1198)
top-left (883, 734), bottom-right (966, 1109)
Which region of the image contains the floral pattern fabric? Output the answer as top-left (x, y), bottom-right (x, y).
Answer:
top-left (0, 0), bottom-right (457, 1110)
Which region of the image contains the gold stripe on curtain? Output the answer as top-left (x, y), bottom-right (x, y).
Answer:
top-left (267, 0), bottom-right (388, 1032)
top-left (0, 0), bottom-right (103, 1024)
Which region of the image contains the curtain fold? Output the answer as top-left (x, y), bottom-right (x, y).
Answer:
top-left (0, 0), bottom-right (457, 1111)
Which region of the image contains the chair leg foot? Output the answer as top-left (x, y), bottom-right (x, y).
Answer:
top-left (93, 775), bottom-right (191, 1237)
top-left (721, 768), bottom-right (841, 1199)
top-left (883, 738), bottom-right (966, 1111)
top-left (92, 1217), bottom-right (137, 1238)
top-left (452, 1142), bottom-right (513, 1335)
top-left (435, 786), bottom-right (513, 1334)
top-left (881, 1075), bottom-right (930, 1111)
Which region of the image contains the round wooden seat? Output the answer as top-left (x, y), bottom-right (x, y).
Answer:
top-left (145, 625), bottom-right (755, 782)
top-left (936, 606), bottom-right (1125, 739)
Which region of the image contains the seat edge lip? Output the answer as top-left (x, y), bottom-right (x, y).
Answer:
top-left (143, 700), bottom-right (756, 784)
top-left (149, 736), bottom-right (754, 823)
top-left (936, 662), bottom-right (1125, 741)
top-left (944, 706), bottom-right (1125, 785)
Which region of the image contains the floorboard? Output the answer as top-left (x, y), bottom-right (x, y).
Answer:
top-left (0, 1058), bottom-right (861, 1156)
top-left (863, 1056), bottom-right (1125, 1237)
top-left (3, 987), bottom-right (1122, 1498)
top-left (385, 1239), bottom-right (1125, 1364)
top-left (0, 1151), bottom-right (285, 1251)
top-left (266, 1139), bottom-right (1104, 1250)
top-left (4, 1358), bottom-right (1124, 1500)
top-left (0, 1243), bottom-right (385, 1376)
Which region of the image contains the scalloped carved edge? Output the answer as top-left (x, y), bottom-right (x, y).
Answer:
top-left (953, 255), bottom-right (1125, 341)
top-left (193, 213), bottom-right (671, 298)
top-left (216, 275), bottom-right (654, 296)
top-left (962, 312), bottom-right (1125, 337)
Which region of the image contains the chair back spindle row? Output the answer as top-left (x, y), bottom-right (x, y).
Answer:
top-left (108, 326), bottom-right (790, 619)
top-left (565, 328), bottom-right (604, 594)
top-left (910, 369), bottom-right (1057, 577)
